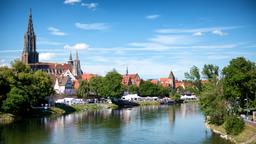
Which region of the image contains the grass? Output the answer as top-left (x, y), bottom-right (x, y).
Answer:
top-left (138, 101), bottom-right (160, 106)
top-left (208, 123), bottom-right (256, 144)
top-left (71, 103), bottom-right (118, 111)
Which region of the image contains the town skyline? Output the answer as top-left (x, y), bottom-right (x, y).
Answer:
top-left (0, 0), bottom-right (256, 79)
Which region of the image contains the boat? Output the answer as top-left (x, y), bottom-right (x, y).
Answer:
top-left (111, 98), bottom-right (139, 107)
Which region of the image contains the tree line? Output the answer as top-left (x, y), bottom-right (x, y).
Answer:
top-left (184, 57), bottom-right (256, 135)
top-left (0, 61), bottom-right (54, 115)
top-left (77, 71), bottom-right (171, 99)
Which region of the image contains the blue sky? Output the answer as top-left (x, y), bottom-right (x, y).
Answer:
top-left (0, 0), bottom-right (256, 80)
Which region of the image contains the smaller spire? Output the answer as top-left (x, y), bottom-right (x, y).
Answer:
top-left (126, 66), bottom-right (128, 76)
top-left (69, 50), bottom-right (73, 61)
top-left (76, 49), bottom-right (79, 60)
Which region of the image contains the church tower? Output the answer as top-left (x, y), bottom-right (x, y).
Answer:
top-left (21, 9), bottom-right (39, 64)
top-left (72, 50), bottom-right (83, 76)
top-left (168, 70), bottom-right (176, 89)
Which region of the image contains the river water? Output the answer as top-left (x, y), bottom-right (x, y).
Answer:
top-left (0, 103), bottom-right (231, 144)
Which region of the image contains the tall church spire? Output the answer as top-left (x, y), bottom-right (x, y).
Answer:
top-left (22, 9), bottom-right (39, 64)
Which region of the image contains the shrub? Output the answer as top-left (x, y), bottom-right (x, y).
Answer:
top-left (208, 112), bottom-right (225, 125)
top-left (224, 115), bottom-right (244, 135)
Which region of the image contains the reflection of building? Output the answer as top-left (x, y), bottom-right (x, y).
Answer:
top-left (168, 106), bottom-right (175, 127)
top-left (21, 10), bottom-right (83, 77)
top-left (180, 103), bottom-right (198, 118)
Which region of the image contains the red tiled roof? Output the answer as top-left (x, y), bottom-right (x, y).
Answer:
top-left (81, 73), bottom-right (97, 81)
top-left (150, 79), bottom-right (159, 85)
top-left (122, 74), bottom-right (141, 86)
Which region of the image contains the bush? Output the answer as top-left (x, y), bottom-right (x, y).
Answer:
top-left (208, 112), bottom-right (225, 125)
top-left (224, 115), bottom-right (244, 135)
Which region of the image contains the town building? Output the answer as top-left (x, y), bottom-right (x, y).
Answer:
top-left (159, 70), bottom-right (176, 89)
top-left (122, 67), bottom-right (141, 86)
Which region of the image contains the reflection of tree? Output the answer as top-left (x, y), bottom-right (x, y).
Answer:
top-left (0, 120), bottom-right (51, 144)
top-left (201, 131), bottom-right (232, 144)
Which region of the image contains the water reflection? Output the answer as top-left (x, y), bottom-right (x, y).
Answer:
top-left (1, 103), bottom-right (231, 144)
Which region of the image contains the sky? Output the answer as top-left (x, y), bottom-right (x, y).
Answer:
top-left (0, 0), bottom-right (256, 80)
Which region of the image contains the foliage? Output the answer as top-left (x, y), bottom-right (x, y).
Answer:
top-left (0, 60), bottom-right (54, 115)
top-left (139, 80), bottom-right (170, 97)
top-left (89, 76), bottom-right (104, 96)
top-left (11, 60), bottom-right (31, 73)
top-left (101, 71), bottom-right (124, 98)
top-left (200, 78), bottom-right (226, 125)
top-left (2, 87), bottom-right (29, 115)
top-left (184, 65), bottom-right (202, 94)
top-left (172, 93), bottom-right (181, 101)
top-left (222, 57), bottom-right (256, 110)
top-left (202, 64), bottom-right (219, 79)
top-left (127, 85), bottom-right (139, 94)
top-left (224, 115), bottom-right (244, 135)
top-left (77, 80), bottom-right (90, 98)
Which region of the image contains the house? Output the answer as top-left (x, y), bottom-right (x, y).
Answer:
top-left (122, 74), bottom-right (141, 86)
top-left (55, 98), bottom-right (84, 105)
top-left (54, 75), bottom-right (75, 95)
top-left (159, 70), bottom-right (176, 89)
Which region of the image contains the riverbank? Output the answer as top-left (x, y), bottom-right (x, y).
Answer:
top-left (0, 103), bottom-right (118, 125)
top-left (137, 101), bottom-right (160, 106)
top-left (206, 122), bottom-right (256, 144)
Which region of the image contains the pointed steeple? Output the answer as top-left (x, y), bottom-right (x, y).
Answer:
top-left (69, 50), bottom-right (73, 61)
top-left (76, 49), bottom-right (79, 60)
top-left (22, 9), bottom-right (38, 64)
top-left (126, 66), bottom-right (128, 76)
top-left (27, 8), bottom-right (34, 35)
top-left (68, 50), bottom-right (73, 65)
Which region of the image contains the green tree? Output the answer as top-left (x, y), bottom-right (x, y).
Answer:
top-left (200, 78), bottom-right (226, 125)
top-left (202, 64), bottom-right (219, 79)
top-left (89, 76), bottom-right (104, 97)
top-left (102, 71), bottom-right (124, 98)
top-left (2, 87), bottom-right (29, 115)
top-left (139, 80), bottom-right (158, 97)
top-left (222, 57), bottom-right (256, 111)
top-left (11, 60), bottom-right (31, 73)
top-left (184, 65), bottom-right (202, 94)
top-left (77, 80), bottom-right (90, 98)
top-left (127, 85), bottom-right (139, 94)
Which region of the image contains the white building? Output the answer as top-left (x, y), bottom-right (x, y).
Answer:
top-left (121, 94), bottom-right (142, 101)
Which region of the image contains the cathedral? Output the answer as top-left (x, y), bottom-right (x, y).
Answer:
top-left (21, 9), bottom-right (83, 77)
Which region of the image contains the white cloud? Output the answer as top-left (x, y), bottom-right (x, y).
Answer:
top-left (37, 37), bottom-right (64, 45)
top-left (48, 27), bottom-right (67, 36)
top-left (39, 53), bottom-right (57, 61)
top-left (81, 2), bottom-right (98, 10)
top-left (149, 35), bottom-right (193, 45)
top-left (212, 29), bottom-right (227, 36)
top-left (75, 22), bottom-right (108, 30)
top-left (64, 0), bottom-right (81, 4)
top-left (193, 32), bottom-right (203, 36)
top-left (0, 59), bottom-right (9, 67)
top-left (145, 14), bottom-right (160, 20)
top-left (156, 26), bottom-right (240, 34)
top-left (64, 43), bottom-right (90, 50)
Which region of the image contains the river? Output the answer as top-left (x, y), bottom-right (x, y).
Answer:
top-left (0, 103), bottom-right (231, 144)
